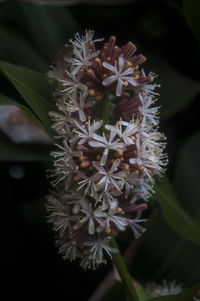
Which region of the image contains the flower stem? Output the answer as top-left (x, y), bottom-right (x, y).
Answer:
top-left (101, 91), bottom-right (139, 301)
top-left (110, 234), bottom-right (140, 301)
top-left (101, 91), bottom-right (110, 128)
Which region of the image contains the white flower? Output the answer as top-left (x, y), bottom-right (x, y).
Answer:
top-left (70, 30), bottom-right (104, 50)
top-left (139, 94), bottom-right (160, 126)
top-left (50, 140), bottom-right (82, 160)
top-left (139, 69), bottom-right (160, 97)
top-left (69, 30), bottom-right (103, 75)
top-left (126, 216), bottom-right (146, 238)
top-left (48, 156), bottom-right (78, 189)
top-left (59, 70), bottom-right (87, 95)
top-left (80, 256), bottom-right (104, 270)
top-left (83, 237), bottom-right (118, 262)
top-left (130, 177), bottom-right (155, 202)
top-left (89, 128), bottom-right (125, 166)
top-left (114, 119), bottom-right (139, 145)
top-left (102, 55), bottom-right (138, 96)
top-left (129, 132), bottom-right (165, 178)
top-left (48, 111), bottom-right (73, 138)
top-left (73, 118), bottom-right (103, 145)
top-left (104, 205), bottom-right (128, 231)
top-left (65, 90), bottom-right (93, 122)
top-left (146, 280), bottom-right (182, 298)
top-left (46, 195), bottom-right (71, 234)
top-left (75, 199), bottom-right (105, 235)
top-left (93, 159), bottom-right (126, 192)
top-left (71, 46), bottom-right (100, 75)
top-left (58, 240), bottom-right (82, 261)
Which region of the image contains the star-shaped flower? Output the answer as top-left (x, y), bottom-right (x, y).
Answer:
top-left (102, 55), bottom-right (138, 96)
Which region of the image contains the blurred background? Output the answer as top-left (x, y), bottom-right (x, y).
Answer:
top-left (0, 0), bottom-right (200, 300)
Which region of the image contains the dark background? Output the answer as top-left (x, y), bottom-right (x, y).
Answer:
top-left (0, 1), bottom-right (200, 300)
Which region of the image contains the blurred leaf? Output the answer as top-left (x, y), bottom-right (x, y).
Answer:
top-left (0, 132), bottom-right (51, 162)
top-left (101, 283), bottom-right (125, 301)
top-left (18, 4), bottom-right (80, 58)
top-left (0, 27), bottom-right (47, 72)
top-left (10, 0), bottom-right (134, 5)
top-left (146, 56), bottom-right (200, 120)
top-left (0, 61), bottom-right (55, 139)
top-left (149, 284), bottom-right (200, 301)
top-left (173, 132), bottom-right (200, 218)
top-left (154, 177), bottom-right (200, 244)
top-left (0, 93), bottom-right (40, 120)
top-left (182, 0), bottom-right (200, 44)
top-left (132, 209), bottom-right (200, 285)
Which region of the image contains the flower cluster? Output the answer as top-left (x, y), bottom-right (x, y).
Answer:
top-left (146, 280), bottom-right (183, 297)
top-left (46, 30), bottom-right (167, 269)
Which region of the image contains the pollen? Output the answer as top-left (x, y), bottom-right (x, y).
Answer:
top-left (105, 227), bottom-right (111, 234)
top-left (117, 207), bottom-right (124, 214)
top-left (94, 57), bottom-right (101, 63)
top-left (125, 61), bottom-right (133, 67)
top-left (89, 89), bottom-right (95, 96)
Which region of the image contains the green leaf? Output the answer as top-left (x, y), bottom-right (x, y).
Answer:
top-left (154, 176), bottom-right (200, 244)
top-left (0, 61), bottom-right (55, 139)
top-left (173, 132), bottom-right (200, 219)
top-left (146, 56), bottom-right (200, 120)
top-left (0, 132), bottom-right (51, 162)
top-left (182, 0), bottom-right (200, 44)
top-left (0, 27), bottom-right (47, 72)
top-left (18, 4), bottom-right (80, 57)
top-left (149, 284), bottom-right (200, 301)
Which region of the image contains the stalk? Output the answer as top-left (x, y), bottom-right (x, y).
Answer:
top-left (101, 91), bottom-right (140, 301)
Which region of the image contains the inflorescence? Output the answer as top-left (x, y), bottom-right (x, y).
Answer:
top-left (46, 30), bottom-right (168, 269)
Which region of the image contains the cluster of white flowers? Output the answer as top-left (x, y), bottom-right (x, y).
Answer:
top-left (146, 280), bottom-right (182, 297)
top-left (47, 30), bottom-right (167, 269)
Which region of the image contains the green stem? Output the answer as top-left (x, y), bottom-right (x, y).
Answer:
top-left (101, 91), bottom-right (110, 128)
top-left (110, 234), bottom-right (140, 301)
top-left (101, 91), bottom-right (139, 301)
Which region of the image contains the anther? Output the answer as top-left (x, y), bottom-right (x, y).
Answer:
top-left (89, 89), bottom-right (95, 96)
top-left (94, 57), bottom-right (101, 63)
top-left (105, 227), bottom-right (111, 234)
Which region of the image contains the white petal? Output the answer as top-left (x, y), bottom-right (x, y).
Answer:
top-left (118, 56), bottom-right (125, 73)
top-left (103, 75), bottom-right (117, 86)
top-left (126, 77), bottom-right (138, 86)
top-left (100, 148), bottom-right (109, 166)
top-left (79, 110), bottom-right (86, 122)
top-left (80, 199), bottom-right (90, 212)
top-left (94, 208), bottom-right (105, 218)
top-left (110, 159), bottom-right (120, 173)
top-left (102, 61), bottom-right (116, 72)
top-left (121, 67), bottom-right (134, 76)
top-left (88, 217), bottom-right (95, 235)
top-left (89, 140), bottom-right (105, 148)
top-left (92, 120), bottom-right (103, 131)
top-left (116, 79), bottom-right (123, 96)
